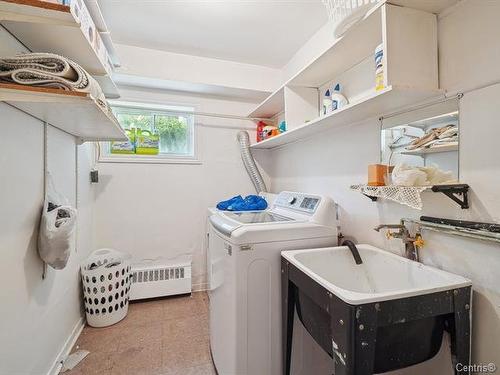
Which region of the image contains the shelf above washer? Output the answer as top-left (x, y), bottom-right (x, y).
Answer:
top-left (252, 86), bottom-right (442, 150)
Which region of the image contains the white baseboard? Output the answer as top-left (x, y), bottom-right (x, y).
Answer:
top-left (47, 317), bottom-right (85, 375)
top-left (192, 281), bottom-right (208, 292)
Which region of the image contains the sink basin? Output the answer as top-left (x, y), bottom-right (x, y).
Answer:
top-left (281, 245), bottom-right (473, 374)
top-left (282, 244), bottom-right (471, 305)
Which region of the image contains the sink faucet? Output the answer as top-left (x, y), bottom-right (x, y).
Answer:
top-left (341, 240), bottom-right (363, 265)
top-left (374, 223), bottom-right (423, 262)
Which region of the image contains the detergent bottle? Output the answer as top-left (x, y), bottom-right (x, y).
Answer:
top-left (322, 89), bottom-right (332, 115)
top-left (331, 84), bottom-right (348, 111)
top-left (256, 121), bottom-right (265, 142)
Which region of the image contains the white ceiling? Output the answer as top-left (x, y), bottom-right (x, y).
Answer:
top-left (98, 0), bottom-right (328, 68)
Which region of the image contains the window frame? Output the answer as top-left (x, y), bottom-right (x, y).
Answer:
top-left (99, 100), bottom-right (201, 165)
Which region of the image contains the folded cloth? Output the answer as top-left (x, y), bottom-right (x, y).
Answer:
top-left (406, 125), bottom-right (455, 150)
top-left (216, 195), bottom-right (268, 211)
top-left (424, 136), bottom-right (458, 148)
top-left (438, 126), bottom-right (458, 139)
top-left (0, 52), bottom-right (108, 110)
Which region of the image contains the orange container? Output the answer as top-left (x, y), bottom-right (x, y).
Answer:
top-left (368, 164), bottom-right (391, 186)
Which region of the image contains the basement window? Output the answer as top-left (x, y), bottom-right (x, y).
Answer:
top-left (100, 102), bottom-right (199, 164)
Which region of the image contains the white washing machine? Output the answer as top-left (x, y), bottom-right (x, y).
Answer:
top-left (208, 191), bottom-right (338, 375)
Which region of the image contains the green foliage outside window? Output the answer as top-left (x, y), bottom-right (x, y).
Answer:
top-left (112, 107), bottom-right (194, 156)
top-left (155, 115), bottom-right (189, 154)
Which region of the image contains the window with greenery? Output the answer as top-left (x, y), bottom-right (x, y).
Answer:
top-left (107, 103), bottom-right (195, 158)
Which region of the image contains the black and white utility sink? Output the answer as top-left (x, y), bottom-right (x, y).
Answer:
top-left (281, 245), bottom-right (473, 375)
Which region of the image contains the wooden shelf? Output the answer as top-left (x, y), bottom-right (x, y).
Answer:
top-left (0, 0), bottom-right (119, 98)
top-left (0, 0), bottom-right (73, 24)
top-left (251, 86), bottom-right (442, 150)
top-left (0, 83), bottom-right (127, 142)
top-left (400, 143), bottom-right (458, 156)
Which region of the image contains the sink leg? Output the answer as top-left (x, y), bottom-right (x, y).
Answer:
top-left (450, 288), bottom-right (472, 375)
top-left (354, 305), bottom-right (378, 375)
top-left (330, 303), bottom-right (377, 375)
top-left (282, 261), bottom-right (295, 375)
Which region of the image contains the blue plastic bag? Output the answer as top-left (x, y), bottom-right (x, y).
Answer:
top-left (216, 195), bottom-right (267, 211)
top-left (216, 195), bottom-right (244, 210)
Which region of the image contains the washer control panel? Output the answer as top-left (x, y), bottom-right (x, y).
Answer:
top-left (274, 192), bottom-right (321, 214)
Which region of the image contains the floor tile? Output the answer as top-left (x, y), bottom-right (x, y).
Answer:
top-left (161, 363), bottom-right (217, 375)
top-left (162, 315), bottom-right (209, 341)
top-left (161, 335), bottom-right (212, 371)
top-left (68, 292), bottom-right (216, 375)
top-left (63, 351), bottom-right (112, 375)
top-left (117, 322), bottom-right (162, 352)
top-left (122, 299), bottom-right (164, 328)
top-left (109, 345), bottom-right (163, 375)
top-left (162, 293), bottom-right (207, 320)
top-left (75, 325), bottom-right (123, 354)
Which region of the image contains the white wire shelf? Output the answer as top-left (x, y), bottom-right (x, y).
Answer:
top-left (351, 184), bottom-right (429, 209)
top-left (351, 183), bottom-right (469, 210)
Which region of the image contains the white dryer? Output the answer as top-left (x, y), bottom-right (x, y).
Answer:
top-left (208, 191), bottom-right (338, 375)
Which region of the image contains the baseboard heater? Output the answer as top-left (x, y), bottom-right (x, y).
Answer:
top-left (130, 256), bottom-right (192, 300)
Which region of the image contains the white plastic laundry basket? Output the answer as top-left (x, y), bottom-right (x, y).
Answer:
top-left (81, 248), bottom-right (132, 327)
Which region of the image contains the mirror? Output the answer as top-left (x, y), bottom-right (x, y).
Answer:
top-left (381, 99), bottom-right (459, 182)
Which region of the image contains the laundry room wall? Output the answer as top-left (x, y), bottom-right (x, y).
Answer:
top-left (258, 1), bottom-right (500, 373)
top-left (92, 85), bottom-right (267, 291)
top-left (0, 27), bottom-right (98, 375)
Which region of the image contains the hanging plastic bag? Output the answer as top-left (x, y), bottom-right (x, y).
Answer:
top-left (38, 174), bottom-right (77, 270)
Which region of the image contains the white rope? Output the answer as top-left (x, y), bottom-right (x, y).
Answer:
top-left (42, 122), bottom-right (48, 280)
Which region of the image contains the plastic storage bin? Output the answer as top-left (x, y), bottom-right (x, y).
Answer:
top-left (81, 248), bottom-right (132, 327)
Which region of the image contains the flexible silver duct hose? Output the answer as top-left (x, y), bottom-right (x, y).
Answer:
top-left (237, 131), bottom-right (268, 193)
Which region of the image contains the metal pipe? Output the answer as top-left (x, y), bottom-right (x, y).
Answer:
top-left (404, 218), bottom-right (500, 245)
top-left (108, 100), bottom-right (273, 122)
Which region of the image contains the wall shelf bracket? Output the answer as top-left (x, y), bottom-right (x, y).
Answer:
top-left (364, 194), bottom-right (378, 202)
top-left (431, 184), bottom-right (469, 209)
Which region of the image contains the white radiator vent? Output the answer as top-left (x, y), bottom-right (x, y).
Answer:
top-left (129, 257), bottom-right (191, 301)
top-left (132, 266), bottom-right (186, 283)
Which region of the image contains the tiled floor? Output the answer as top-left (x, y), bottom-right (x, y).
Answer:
top-left (68, 292), bottom-right (216, 375)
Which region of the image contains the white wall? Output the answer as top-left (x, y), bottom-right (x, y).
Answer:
top-left (92, 86), bottom-right (265, 290)
top-left (256, 0), bottom-right (500, 373)
top-left (0, 108), bottom-right (97, 375)
top-left (0, 28), bottom-right (97, 375)
top-left (115, 43), bottom-right (284, 95)
top-left (282, 20), bottom-right (336, 82)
